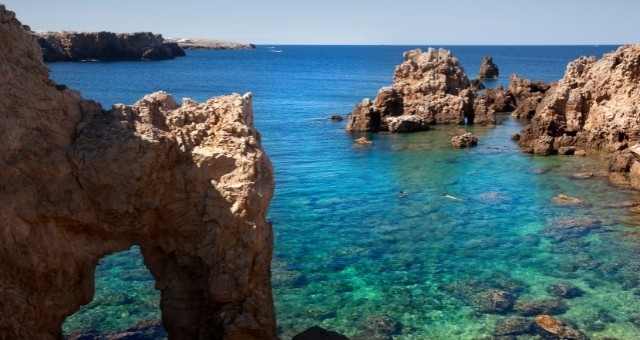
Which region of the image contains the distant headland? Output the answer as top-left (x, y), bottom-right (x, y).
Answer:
top-left (33, 31), bottom-right (255, 62)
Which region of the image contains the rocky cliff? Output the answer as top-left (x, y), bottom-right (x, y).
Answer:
top-left (0, 4), bottom-right (275, 339)
top-left (518, 45), bottom-right (640, 155)
top-left (346, 48), bottom-right (476, 132)
top-left (35, 31), bottom-right (185, 61)
top-left (166, 38), bottom-right (256, 50)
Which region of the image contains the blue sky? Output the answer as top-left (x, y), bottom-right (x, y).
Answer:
top-left (3, 0), bottom-right (638, 45)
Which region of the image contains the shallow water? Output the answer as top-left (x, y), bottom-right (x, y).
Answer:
top-left (49, 45), bottom-right (640, 339)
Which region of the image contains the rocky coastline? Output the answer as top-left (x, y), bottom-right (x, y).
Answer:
top-left (165, 37), bottom-right (256, 50)
top-left (34, 31), bottom-right (186, 62)
top-left (1, 5), bottom-right (275, 339)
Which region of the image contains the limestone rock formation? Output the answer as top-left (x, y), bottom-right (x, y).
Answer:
top-left (509, 75), bottom-right (552, 119)
top-left (346, 48), bottom-right (475, 132)
top-left (518, 44), bottom-right (640, 155)
top-left (35, 31), bottom-right (186, 62)
top-left (477, 56), bottom-right (499, 79)
top-left (472, 86), bottom-right (517, 125)
top-left (0, 4), bottom-right (274, 339)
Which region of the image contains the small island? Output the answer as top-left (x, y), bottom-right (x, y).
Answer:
top-left (165, 38), bottom-right (255, 50)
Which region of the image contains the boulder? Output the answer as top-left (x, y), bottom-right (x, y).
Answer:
top-left (534, 315), bottom-right (588, 340)
top-left (518, 45), bottom-right (640, 154)
top-left (385, 115), bottom-right (430, 132)
top-left (347, 48), bottom-right (474, 132)
top-left (35, 31), bottom-right (185, 62)
top-left (547, 282), bottom-right (585, 298)
top-left (513, 299), bottom-right (568, 316)
top-left (478, 56), bottom-right (499, 79)
top-left (0, 5), bottom-right (275, 339)
top-left (451, 133), bottom-right (478, 148)
top-left (473, 290), bottom-right (515, 314)
top-left (493, 317), bottom-right (534, 336)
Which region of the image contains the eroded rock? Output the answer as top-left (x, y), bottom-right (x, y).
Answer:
top-left (347, 48), bottom-right (474, 132)
top-left (518, 45), bottom-right (640, 154)
top-left (478, 56), bottom-right (499, 79)
top-left (0, 5), bottom-right (275, 339)
top-left (451, 133), bottom-right (478, 148)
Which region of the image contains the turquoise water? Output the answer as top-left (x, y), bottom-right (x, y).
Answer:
top-left (50, 46), bottom-right (640, 338)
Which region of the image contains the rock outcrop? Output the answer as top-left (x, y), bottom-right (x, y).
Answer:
top-left (451, 133), bottom-right (478, 148)
top-left (0, 5), bottom-right (275, 339)
top-left (509, 75), bottom-right (552, 119)
top-left (472, 85), bottom-right (517, 125)
top-left (477, 56), bottom-right (499, 79)
top-left (165, 38), bottom-right (256, 50)
top-left (518, 44), bottom-right (640, 155)
top-left (35, 31), bottom-right (186, 62)
top-left (346, 48), bottom-right (475, 132)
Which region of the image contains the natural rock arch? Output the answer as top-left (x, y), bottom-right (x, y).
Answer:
top-left (0, 5), bottom-right (275, 339)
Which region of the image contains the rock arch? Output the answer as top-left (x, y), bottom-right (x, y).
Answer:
top-left (0, 5), bottom-right (275, 339)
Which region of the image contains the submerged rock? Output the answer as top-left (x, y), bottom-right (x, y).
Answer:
top-left (355, 136), bottom-right (373, 145)
top-left (513, 299), bottom-right (568, 316)
top-left (292, 326), bottom-right (350, 340)
top-left (534, 315), bottom-right (588, 340)
top-left (493, 317), bottom-right (534, 336)
top-left (547, 282), bottom-right (585, 298)
top-left (542, 216), bottom-right (602, 242)
top-left (0, 5), bottom-right (275, 339)
top-left (473, 290), bottom-right (515, 314)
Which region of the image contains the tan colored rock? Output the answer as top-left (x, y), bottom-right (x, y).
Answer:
top-left (473, 86), bottom-right (517, 125)
top-left (519, 45), bottom-right (640, 154)
top-left (477, 56), bottom-right (499, 79)
top-left (451, 133), bottom-right (478, 148)
top-left (0, 5), bottom-right (275, 339)
top-left (347, 48), bottom-right (474, 132)
top-left (534, 315), bottom-right (588, 340)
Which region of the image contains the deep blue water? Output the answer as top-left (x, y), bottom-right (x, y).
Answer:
top-left (49, 45), bottom-right (640, 339)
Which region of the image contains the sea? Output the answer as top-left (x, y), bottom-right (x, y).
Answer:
top-left (48, 45), bottom-right (640, 339)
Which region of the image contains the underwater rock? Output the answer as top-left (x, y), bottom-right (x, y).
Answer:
top-left (547, 282), bottom-right (585, 299)
top-left (570, 172), bottom-right (594, 180)
top-left (0, 5), bottom-right (275, 339)
top-left (66, 320), bottom-right (167, 339)
top-left (354, 136), bottom-right (373, 146)
top-left (518, 45), bottom-right (640, 154)
top-left (473, 290), bottom-right (515, 314)
top-left (513, 299), bottom-right (568, 316)
top-left (493, 317), bottom-right (534, 336)
top-left (292, 326), bottom-right (350, 340)
top-left (553, 194), bottom-right (586, 206)
top-left (534, 315), bottom-right (588, 340)
top-left (478, 56), bottom-right (499, 79)
top-left (347, 48), bottom-right (474, 132)
top-left (451, 132), bottom-right (478, 148)
top-left (542, 216), bottom-right (602, 242)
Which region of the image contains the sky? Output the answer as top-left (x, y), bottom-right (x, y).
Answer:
top-left (2, 0), bottom-right (638, 45)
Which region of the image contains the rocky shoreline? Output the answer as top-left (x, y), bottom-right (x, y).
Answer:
top-left (34, 31), bottom-right (186, 62)
top-left (165, 37), bottom-right (256, 50)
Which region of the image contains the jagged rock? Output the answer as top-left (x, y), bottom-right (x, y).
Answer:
top-left (534, 315), bottom-right (588, 340)
top-left (473, 86), bottom-right (517, 125)
top-left (35, 31), bottom-right (186, 62)
top-left (547, 282), bottom-right (585, 298)
top-left (451, 133), bottom-right (478, 148)
top-left (0, 5), bottom-right (275, 339)
top-left (518, 45), bottom-right (640, 154)
top-left (508, 75), bottom-right (551, 99)
top-left (471, 79), bottom-right (486, 90)
top-left (511, 94), bottom-right (545, 119)
top-left (609, 150), bottom-right (635, 172)
top-left (347, 48), bottom-right (474, 132)
top-left (478, 56), bottom-right (499, 79)
top-left (330, 115), bottom-right (344, 121)
top-left (292, 326), bottom-right (350, 340)
top-left (610, 172), bottom-right (631, 187)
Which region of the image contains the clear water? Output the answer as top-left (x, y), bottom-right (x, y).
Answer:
top-left (49, 45), bottom-right (640, 339)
